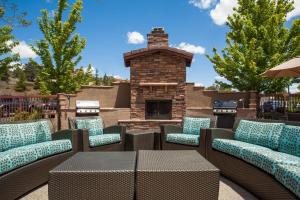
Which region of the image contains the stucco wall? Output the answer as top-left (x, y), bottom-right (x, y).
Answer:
top-left (57, 82), bottom-right (257, 130)
top-left (186, 83), bottom-right (251, 108)
top-left (65, 82), bottom-right (130, 109)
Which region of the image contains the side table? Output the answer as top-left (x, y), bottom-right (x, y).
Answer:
top-left (125, 129), bottom-right (161, 151)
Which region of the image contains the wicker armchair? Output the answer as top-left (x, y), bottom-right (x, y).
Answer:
top-left (160, 116), bottom-right (216, 156)
top-left (69, 116), bottom-right (126, 151)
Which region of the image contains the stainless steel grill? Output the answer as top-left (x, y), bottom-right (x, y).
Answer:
top-left (213, 100), bottom-right (237, 129)
top-left (213, 100), bottom-right (238, 114)
top-left (76, 100), bottom-right (100, 115)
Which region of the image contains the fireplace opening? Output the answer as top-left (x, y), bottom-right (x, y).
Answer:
top-left (145, 100), bottom-right (172, 120)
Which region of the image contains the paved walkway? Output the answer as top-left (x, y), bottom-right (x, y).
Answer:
top-left (21, 177), bottom-right (257, 200)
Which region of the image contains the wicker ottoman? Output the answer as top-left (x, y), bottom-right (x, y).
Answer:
top-left (49, 152), bottom-right (136, 200)
top-left (136, 150), bottom-right (220, 200)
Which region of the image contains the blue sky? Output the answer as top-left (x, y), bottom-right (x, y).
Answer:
top-left (8, 0), bottom-right (300, 87)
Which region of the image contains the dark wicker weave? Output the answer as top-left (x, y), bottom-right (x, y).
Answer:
top-left (205, 119), bottom-right (300, 200)
top-left (136, 150), bottom-right (220, 200)
top-left (0, 119), bottom-right (78, 200)
top-left (160, 116), bottom-right (216, 156)
top-left (69, 116), bottom-right (126, 151)
top-left (125, 129), bottom-right (160, 151)
top-left (49, 152), bottom-right (136, 200)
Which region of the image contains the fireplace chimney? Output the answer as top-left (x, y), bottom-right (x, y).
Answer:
top-left (147, 27), bottom-right (169, 48)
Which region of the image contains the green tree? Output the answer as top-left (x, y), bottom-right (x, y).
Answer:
top-left (0, 7), bottom-right (20, 81)
top-left (206, 82), bottom-right (232, 91)
top-left (95, 68), bottom-right (101, 85)
top-left (23, 58), bottom-right (41, 82)
top-left (207, 0), bottom-right (300, 93)
top-left (75, 64), bottom-right (94, 86)
top-left (33, 0), bottom-right (86, 95)
top-left (15, 67), bottom-right (26, 92)
top-left (0, 0), bottom-right (31, 27)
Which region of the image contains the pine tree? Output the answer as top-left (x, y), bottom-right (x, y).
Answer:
top-left (0, 7), bottom-right (19, 81)
top-left (24, 58), bottom-right (40, 82)
top-left (15, 68), bottom-right (26, 92)
top-left (32, 0), bottom-right (86, 94)
top-left (95, 68), bottom-right (100, 85)
top-left (207, 0), bottom-right (300, 93)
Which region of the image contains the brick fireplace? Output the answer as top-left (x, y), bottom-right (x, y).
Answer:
top-left (121, 27), bottom-right (193, 129)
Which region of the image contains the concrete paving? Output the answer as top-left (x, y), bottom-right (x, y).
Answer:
top-left (21, 177), bottom-right (257, 200)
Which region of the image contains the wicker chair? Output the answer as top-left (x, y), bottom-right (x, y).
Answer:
top-left (69, 116), bottom-right (126, 151)
top-left (0, 119), bottom-right (79, 200)
top-left (160, 116), bottom-right (216, 156)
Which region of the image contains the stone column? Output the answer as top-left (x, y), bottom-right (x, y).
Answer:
top-left (249, 90), bottom-right (258, 117)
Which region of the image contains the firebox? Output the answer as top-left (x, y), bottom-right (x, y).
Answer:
top-left (145, 100), bottom-right (172, 120)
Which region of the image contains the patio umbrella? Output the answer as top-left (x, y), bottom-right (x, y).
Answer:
top-left (261, 56), bottom-right (300, 77)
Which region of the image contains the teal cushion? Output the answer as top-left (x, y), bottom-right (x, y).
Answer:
top-left (17, 140), bottom-right (72, 159)
top-left (0, 147), bottom-right (38, 175)
top-left (235, 120), bottom-right (284, 150)
top-left (212, 139), bottom-right (267, 158)
top-left (278, 125), bottom-right (300, 157)
top-left (240, 148), bottom-right (300, 175)
top-left (166, 133), bottom-right (199, 146)
top-left (89, 134), bottom-right (120, 147)
top-left (182, 117), bottom-right (210, 135)
top-left (0, 121), bottom-right (52, 152)
top-left (275, 164), bottom-right (300, 198)
top-left (76, 117), bottom-right (104, 136)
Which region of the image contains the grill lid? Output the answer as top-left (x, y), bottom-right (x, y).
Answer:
top-left (76, 100), bottom-right (100, 113)
top-left (76, 100), bottom-right (100, 109)
top-left (213, 100), bottom-right (238, 109)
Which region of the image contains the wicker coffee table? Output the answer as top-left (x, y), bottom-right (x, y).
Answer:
top-left (49, 152), bottom-right (136, 200)
top-left (136, 150), bottom-right (220, 200)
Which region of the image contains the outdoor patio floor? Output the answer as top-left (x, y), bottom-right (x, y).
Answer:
top-left (21, 176), bottom-right (257, 200)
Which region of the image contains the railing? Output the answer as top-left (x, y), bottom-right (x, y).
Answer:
top-left (0, 95), bottom-right (58, 122)
top-left (258, 93), bottom-right (300, 120)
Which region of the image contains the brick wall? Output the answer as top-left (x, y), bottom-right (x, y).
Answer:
top-left (130, 52), bottom-right (187, 120)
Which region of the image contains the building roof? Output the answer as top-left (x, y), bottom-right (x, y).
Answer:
top-left (123, 47), bottom-right (193, 67)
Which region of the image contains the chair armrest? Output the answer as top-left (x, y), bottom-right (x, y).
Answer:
top-left (52, 129), bottom-right (80, 153)
top-left (206, 128), bottom-right (235, 154)
top-left (79, 129), bottom-right (91, 152)
top-left (160, 125), bottom-right (183, 134)
top-left (103, 125), bottom-right (126, 143)
top-left (206, 128), bottom-right (235, 141)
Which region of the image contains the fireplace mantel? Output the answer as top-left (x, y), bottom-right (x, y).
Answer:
top-left (139, 82), bottom-right (178, 92)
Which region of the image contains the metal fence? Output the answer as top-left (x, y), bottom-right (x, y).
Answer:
top-left (0, 95), bottom-right (58, 122)
top-left (258, 93), bottom-right (300, 120)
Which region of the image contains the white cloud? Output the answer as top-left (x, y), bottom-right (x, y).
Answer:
top-left (83, 66), bottom-right (96, 75)
top-left (113, 75), bottom-right (123, 80)
top-left (12, 41), bottom-right (37, 59)
top-left (210, 0), bottom-right (238, 25)
top-left (189, 0), bottom-right (216, 9)
top-left (215, 75), bottom-right (226, 81)
top-left (195, 82), bottom-right (204, 87)
top-left (127, 31), bottom-right (145, 44)
top-left (287, 1), bottom-right (300, 20)
top-left (175, 42), bottom-right (205, 54)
